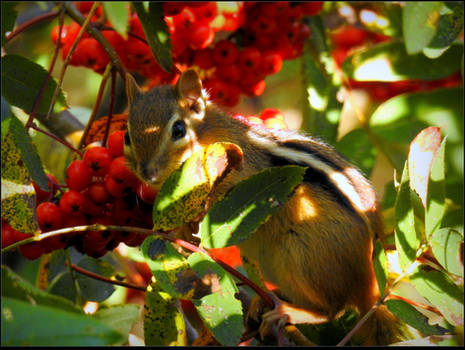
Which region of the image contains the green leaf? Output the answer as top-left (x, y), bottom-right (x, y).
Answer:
top-left (93, 305), bottom-right (140, 345)
top-left (1, 54), bottom-right (68, 115)
top-left (335, 128), bottom-right (377, 177)
top-left (200, 165), bottom-right (306, 248)
top-left (144, 283), bottom-right (187, 346)
top-left (8, 113), bottom-right (48, 190)
top-left (1, 297), bottom-right (125, 346)
top-left (1, 265), bottom-right (81, 314)
top-left (425, 137), bottom-right (446, 238)
top-left (142, 236), bottom-right (198, 299)
top-left (1, 2), bottom-right (18, 46)
top-left (131, 2), bottom-right (172, 73)
top-left (403, 2), bottom-right (443, 54)
top-left (75, 257), bottom-right (116, 302)
top-left (47, 271), bottom-right (78, 304)
top-left (385, 299), bottom-right (449, 336)
top-left (430, 228), bottom-right (464, 277)
top-left (410, 266), bottom-right (463, 327)
top-left (1, 127), bottom-right (39, 234)
top-left (394, 161), bottom-right (421, 270)
top-left (423, 3), bottom-right (464, 58)
top-left (342, 42), bottom-right (463, 81)
top-left (373, 241), bottom-right (388, 294)
top-left (102, 3), bottom-right (129, 38)
top-left (152, 142), bottom-right (242, 231)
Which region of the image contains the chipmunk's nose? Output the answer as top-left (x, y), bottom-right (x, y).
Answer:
top-left (140, 163), bottom-right (159, 184)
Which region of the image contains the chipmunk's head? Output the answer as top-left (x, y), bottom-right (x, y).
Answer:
top-left (124, 69), bottom-right (207, 187)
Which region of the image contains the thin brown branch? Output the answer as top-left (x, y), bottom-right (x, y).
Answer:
top-left (29, 122), bottom-right (83, 157)
top-left (102, 68), bottom-right (117, 146)
top-left (47, 2), bottom-right (100, 119)
top-left (387, 294), bottom-right (441, 315)
top-left (70, 263), bottom-right (147, 291)
top-left (5, 10), bottom-right (59, 43)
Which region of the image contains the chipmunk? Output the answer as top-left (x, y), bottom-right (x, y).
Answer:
top-left (123, 69), bottom-right (403, 345)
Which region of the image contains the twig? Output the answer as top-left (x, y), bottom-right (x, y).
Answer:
top-left (62, 1), bottom-right (126, 79)
top-left (29, 122), bottom-right (83, 157)
top-left (1, 224), bottom-right (274, 308)
top-left (47, 2), bottom-right (101, 119)
top-left (387, 294), bottom-right (441, 315)
top-left (102, 68), bottom-right (117, 146)
top-left (5, 10), bottom-right (59, 43)
top-left (70, 263), bottom-right (147, 291)
top-left (26, 6), bottom-right (65, 132)
top-left (78, 64), bottom-right (112, 149)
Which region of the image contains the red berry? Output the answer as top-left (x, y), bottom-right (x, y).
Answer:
top-left (87, 181), bottom-right (111, 204)
top-left (299, 2), bottom-right (324, 16)
top-left (136, 182), bottom-right (158, 204)
top-left (2, 219), bottom-right (18, 248)
top-left (19, 241), bottom-right (45, 260)
top-left (107, 130), bottom-right (125, 158)
top-left (191, 2), bottom-right (218, 23)
top-left (73, 37), bottom-right (110, 73)
top-left (104, 175), bottom-right (130, 198)
top-left (189, 24), bottom-right (214, 50)
top-left (238, 47), bottom-right (262, 72)
top-left (108, 157), bottom-right (139, 188)
top-left (193, 49), bottom-right (215, 70)
top-left (331, 25), bottom-right (368, 48)
top-left (66, 159), bottom-right (93, 191)
top-left (33, 174), bottom-right (59, 203)
top-left (84, 146), bottom-right (113, 177)
top-left (261, 52), bottom-right (283, 75)
top-left (37, 201), bottom-right (62, 231)
top-left (162, 2), bottom-right (186, 16)
top-left (172, 7), bottom-right (196, 32)
top-left (212, 40), bottom-right (239, 65)
top-left (59, 190), bottom-right (87, 215)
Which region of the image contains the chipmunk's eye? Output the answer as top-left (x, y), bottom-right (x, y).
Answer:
top-left (124, 131), bottom-right (131, 146)
top-left (171, 120), bottom-right (186, 141)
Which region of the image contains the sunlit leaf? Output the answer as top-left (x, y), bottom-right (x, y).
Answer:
top-left (102, 3), bottom-right (128, 38)
top-left (403, 2), bottom-right (443, 54)
top-left (1, 297), bottom-right (124, 346)
top-left (200, 165), bottom-right (306, 248)
top-left (373, 241), bottom-right (388, 294)
top-left (153, 142), bottom-right (243, 231)
top-left (342, 42), bottom-right (463, 81)
top-left (386, 299), bottom-right (449, 336)
top-left (144, 283), bottom-right (187, 346)
top-left (394, 161), bottom-right (421, 270)
top-left (1, 54), bottom-right (68, 115)
top-left (425, 137), bottom-right (446, 237)
top-left (142, 235), bottom-right (198, 299)
top-left (410, 265), bottom-right (463, 327)
top-left (430, 228), bottom-right (463, 277)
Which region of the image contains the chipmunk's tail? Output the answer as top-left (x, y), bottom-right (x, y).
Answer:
top-left (354, 304), bottom-right (406, 346)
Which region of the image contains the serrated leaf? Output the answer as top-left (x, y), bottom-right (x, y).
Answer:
top-left (342, 42), bottom-right (463, 82)
top-left (386, 299), bottom-right (449, 336)
top-left (1, 297), bottom-right (124, 346)
top-left (425, 137), bottom-right (446, 238)
top-left (47, 272), bottom-right (78, 304)
top-left (430, 228), bottom-right (463, 277)
top-left (153, 142), bottom-right (243, 231)
top-left (1, 129), bottom-right (39, 234)
top-left (408, 127), bottom-right (442, 208)
top-left (144, 283), bottom-right (187, 346)
top-left (1, 265), bottom-right (81, 314)
top-left (403, 2), bottom-right (443, 54)
top-left (142, 236), bottom-right (198, 299)
top-left (93, 305), bottom-right (140, 345)
top-left (75, 257), bottom-right (116, 302)
top-left (200, 165), bottom-right (306, 248)
top-left (102, 3), bottom-right (129, 38)
top-left (131, 2), bottom-right (172, 73)
top-left (1, 54), bottom-right (68, 115)
top-left (1, 2), bottom-right (18, 46)
top-left (335, 128), bottom-right (377, 177)
top-left (424, 3), bottom-right (464, 58)
top-left (373, 241), bottom-right (388, 294)
top-left (409, 265), bottom-right (463, 327)
top-left (187, 252), bottom-right (244, 345)
top-left (394, 161), bottom-right (421, 270)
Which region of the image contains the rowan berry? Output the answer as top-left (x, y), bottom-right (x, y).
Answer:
top-left (107, 130), bottom-right (126, 158)
top-left (84, 146), bottom-right (113, 177)
top-left (212, 40), bottom-right (239, 65)
top-left (66, 159), bottom-right (93, 191)
top-left (33, 174), bottom-right (59, 203)
top-left (59, 190), bottom-right (87, 216)
top-left (37, 201), bottom-right (62, 231)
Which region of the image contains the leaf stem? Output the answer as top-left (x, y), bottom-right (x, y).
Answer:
top-left (5, 10), bottom-right (60, 44)
top-left (28, 122), bottom-right (83, 157)
top-left (69, 263), bottom-right (147, 291)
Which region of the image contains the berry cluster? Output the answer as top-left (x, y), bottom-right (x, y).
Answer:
top-left (330, 25), bottom-right (463, 101)
top-left (2, 130), bottom-right (158, 260)
top-left (51, 1), bottom-right (323, 107)
top-left (233, 107), bottom-right (288, 130)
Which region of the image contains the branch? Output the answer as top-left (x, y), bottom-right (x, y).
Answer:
top-left (70, 263), bottom-right (147, 291)
top-left (5, 10), bottom-right (59, 43)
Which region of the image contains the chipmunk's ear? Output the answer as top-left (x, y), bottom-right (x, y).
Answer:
top-left (176, 69), bottom-right (203, 109)
top-left (125, 73), bottom-right (142, 106)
